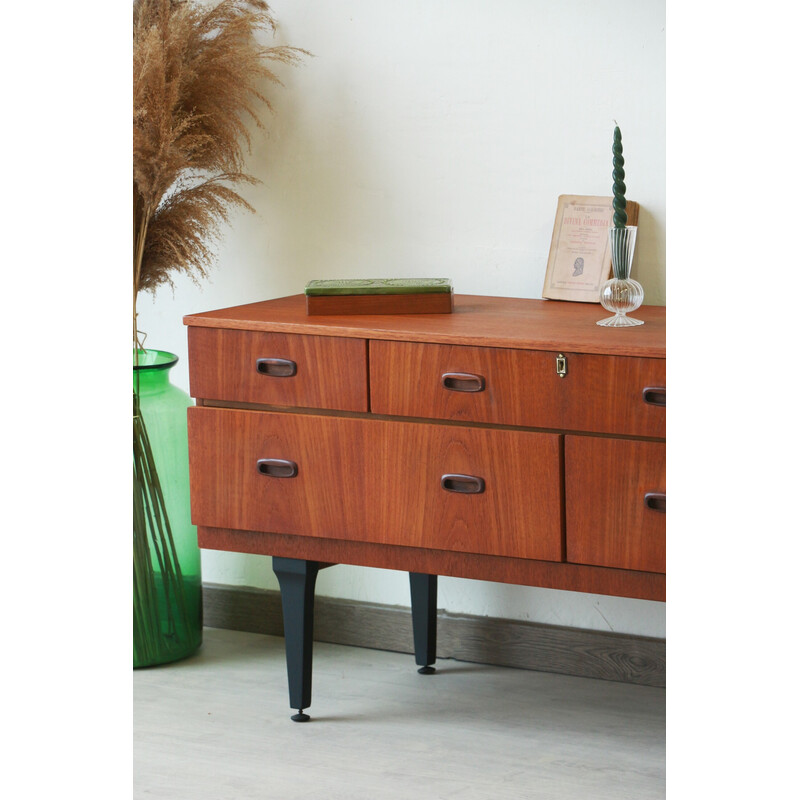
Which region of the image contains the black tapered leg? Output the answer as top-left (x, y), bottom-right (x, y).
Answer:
top-left (409, 572), bottom-right (438, 674)
top-left (273, 557), bottom-right (322, 722)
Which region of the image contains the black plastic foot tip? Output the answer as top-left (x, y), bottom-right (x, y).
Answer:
top-left (291, 711), bottom-right (311, 722)
top-left (417, 665), bottom-right (436, 675)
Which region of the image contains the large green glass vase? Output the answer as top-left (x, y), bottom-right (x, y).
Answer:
top-left (133, 349), bottom-right (202, 667)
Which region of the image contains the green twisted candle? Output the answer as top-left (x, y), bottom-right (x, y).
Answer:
top-left (612, 125), bottom-right (627, 228)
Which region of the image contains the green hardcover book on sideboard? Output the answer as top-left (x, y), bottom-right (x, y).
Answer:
top-left (305, 278), bottom-right (453, 315)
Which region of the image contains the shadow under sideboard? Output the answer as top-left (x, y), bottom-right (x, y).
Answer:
top-left (202, 582), bottom-right (665, 689)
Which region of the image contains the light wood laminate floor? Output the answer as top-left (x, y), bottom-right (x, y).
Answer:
top-left (134, 627), bottom-right (665, 799)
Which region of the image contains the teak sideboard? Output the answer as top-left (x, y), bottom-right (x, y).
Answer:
top-left (184, 294), bottom-right (666, 721)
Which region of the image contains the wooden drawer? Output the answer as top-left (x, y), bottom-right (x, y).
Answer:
top-left (187, 327), bottom-right (368, 411)
top-left (188, 406), bottom-right (563, 561)
top-left (369, 340), bottom-right (665, 438)
top-left (565, 436), bottom-right (665, 573)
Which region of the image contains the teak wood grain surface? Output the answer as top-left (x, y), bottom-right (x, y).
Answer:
top-left (184, 294), bottom-right (666, 603)
top-left (184, 294), bottom-right (665, 358)
top-left (370, 340), bottom-right (665, 438)
top-left (187, 327), bottom-right (368, 412)
top-left (565, 437), bottom-right (666, 573)
top-left (188, 407), bottom-right (563, 561)
top-left (195, 527), bottom-right (665, 601)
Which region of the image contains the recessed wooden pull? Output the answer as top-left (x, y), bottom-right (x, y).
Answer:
top-left (441, 372), bottom-right (485, 393)
top-left (644, 492), bottom-right (666, 513)
top-left (441, 473), bottom-right (485, 494)
top-left (257, 358), bottom-right (297, 377)
top-left (257, 458), bottom-right (298, 478)
top-left (642, 387), bottom-right (666, 407)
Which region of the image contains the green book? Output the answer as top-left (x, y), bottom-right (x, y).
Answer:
top-left (304, 278), bottom-right (453, 296)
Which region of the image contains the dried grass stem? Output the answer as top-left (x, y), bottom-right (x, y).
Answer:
top-left (133, 0), bottom-right (306, 348)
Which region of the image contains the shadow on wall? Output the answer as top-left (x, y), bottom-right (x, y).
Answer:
top-left (631, 204), bottom-right (666, 306)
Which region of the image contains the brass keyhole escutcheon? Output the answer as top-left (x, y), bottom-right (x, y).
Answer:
top-left (556, 353), bottom-right (567, 378)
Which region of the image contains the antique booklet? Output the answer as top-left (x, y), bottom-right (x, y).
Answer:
top-left (542, 195), bottom-right (639, 302)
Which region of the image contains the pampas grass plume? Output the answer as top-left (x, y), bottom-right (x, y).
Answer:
top-left (133, 0), bottom-right (307, 343)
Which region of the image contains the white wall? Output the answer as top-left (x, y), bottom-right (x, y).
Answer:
top-left (137, 0), bottom-right (666, 638)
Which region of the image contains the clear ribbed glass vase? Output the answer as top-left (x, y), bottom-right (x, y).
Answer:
top-left (597, 226), bottom-right (644, 327)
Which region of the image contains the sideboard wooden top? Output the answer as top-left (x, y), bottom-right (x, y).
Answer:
top-left (184, 294), bottom-right (665, 358)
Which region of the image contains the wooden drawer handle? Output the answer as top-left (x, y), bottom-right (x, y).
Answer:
top-left (645, 492), bottom-right (666, 513)
top-left (257, 358), bottom-right (297, 377)
top-left (642, 386), bottom-right (666, 407)
top-left (441, 473), bottom-right (485, 494)
top-left (257, 458), bottom-right (298, 478)
top-left (441, 372), bottom-right (485, 393)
